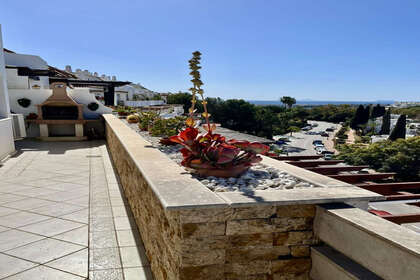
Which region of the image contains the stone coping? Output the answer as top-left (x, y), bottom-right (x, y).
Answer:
top-left (103, 114), bottom-right (383, 210)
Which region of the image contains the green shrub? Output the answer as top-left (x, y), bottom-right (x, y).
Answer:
top-left (149, 116), bottom-right (186, 137)
top-left (336, 137), bottom-right (420, 181)
top-left (138, 111), bottom-right (160, 131)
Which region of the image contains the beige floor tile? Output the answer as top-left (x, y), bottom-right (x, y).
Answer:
top-left (0, 253), bottom-right (37, 278)
top-left (0, 206), bottom-right (20, 217)
top-left (0, 229), bottom-right (45, 252)
top-left (46, 182), bottom-right (88, 192)
top-left (119, 246), bottom-right (149, 268)
top-left (114, 217), bottom-right (136, 230)
top-left (0, 211), bottom-right (51, 228)
top-left (19, 188), bottom-right (60, 198)
top-left (6, 238), bottom-right (85, 264)
top-left (66, 196), bottom-right (89, 207)
top-left (0, 193), bottom-right (27, 205)
top-left (20, 179), bottom-right (62, 188)
top-left (0, 225), bottom-right (9, 233)
top-left (60, 208), bottom-right (89, 224)
top-left (18, 218), bottom-right (84, 237)
top-left (52, 225), bottom-right (88, 246)
top-left (29, 202), bottom-right (85, 217)
top-left (5, 265), bottom-right (84, 280)
top-left (90, 230), bottom-right (118, 249)
top-left (89, 247), bottom-right (122, 270)
top-left (89, 217), bottom-right (115, 232)
top-left (45, 248), bottom-right (88, 278)
top-left (110, 197), bottom-right (128, 206)
top-left (3, 197), bottom-right (53, 211)
top-left (35, 191), bottom-right (70, 202)
top-left (112, 206), bottom-right (133, 217)
top-left (89, 268), bottom-right (124, 280)
top-left (116, 230), bottom-right (142, 247)
top-left (124, 267), bottom-right (154, 280)
top-left (0, 185), bottom-right (36, 194)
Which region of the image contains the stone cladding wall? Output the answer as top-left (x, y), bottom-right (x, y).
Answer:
top-left (106, 122), bottom-right (318, 280)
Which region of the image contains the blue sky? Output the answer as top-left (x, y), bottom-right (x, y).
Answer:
top-left (1, 0), bottom-right (419, 101)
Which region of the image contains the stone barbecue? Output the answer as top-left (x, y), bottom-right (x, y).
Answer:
top-left (31, 82), bottom-right (86, 139)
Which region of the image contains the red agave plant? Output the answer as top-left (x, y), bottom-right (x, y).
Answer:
top-left (169, 51), bottom-right (269, 177)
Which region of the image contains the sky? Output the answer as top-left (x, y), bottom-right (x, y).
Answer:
top-left (1, 0), bottom-right (420, 101)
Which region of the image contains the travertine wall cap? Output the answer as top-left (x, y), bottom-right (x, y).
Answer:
top-left (218, 187), bottom-right (382, 207)
top-left (103, 114), bottom-right (228, 210)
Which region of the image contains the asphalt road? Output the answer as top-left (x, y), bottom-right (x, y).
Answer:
top-left (276, 121), bottom-right (339, 156)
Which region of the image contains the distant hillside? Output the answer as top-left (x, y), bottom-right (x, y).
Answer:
top-left (249, 100), bottom-right (395, 106)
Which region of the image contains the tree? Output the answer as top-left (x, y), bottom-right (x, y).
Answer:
top-left (380, 109), bottom-right (391, 135)
top-left (389, 114), bottom-right (406, 141)
top-left (362, 105), bottom-right (371, 123)
top-left (336, 137), bottom-right (420, 181)
top-left (350, 105), bottom-right (365, 129)
top-left (288, 126), bottom-right (301, 136)
top-left (166, 92), bottom-right (194, 113)
top-left (371, 104), bottom-right (385, 119)
top-left (280, 96), bottom-right (296, 109)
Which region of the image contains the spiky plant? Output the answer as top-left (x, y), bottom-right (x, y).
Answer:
top-left (186, 51), bottom-right (214, 132)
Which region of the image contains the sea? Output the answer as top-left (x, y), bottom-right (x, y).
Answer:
top-left (248, 100), bottom-right (394, 107)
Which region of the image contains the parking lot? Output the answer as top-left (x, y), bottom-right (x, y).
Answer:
top-left (274, 121), bottom-right (341, 156)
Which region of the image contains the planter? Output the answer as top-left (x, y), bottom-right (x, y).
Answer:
top-left (127, 118), bottom-right (139, 124)
top-left (193, 164), bottom-right (250, 178)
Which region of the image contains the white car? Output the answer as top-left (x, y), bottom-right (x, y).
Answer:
top-left (314, 143), bottom-right (324, 150)
top-left (316, 147), bottom-right (327, 154)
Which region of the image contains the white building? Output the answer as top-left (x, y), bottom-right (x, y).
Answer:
top-left (0, 25), bottom-right (15, 160)
top-left (392, 101), bottom-right (420, 108)
top-left (64, 66), bottom-right (162, 106)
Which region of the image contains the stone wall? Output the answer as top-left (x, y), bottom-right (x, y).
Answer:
top-left (105, 117), bottom-right (318, 280)
top-left (175, 205), bottom-right (317, 280)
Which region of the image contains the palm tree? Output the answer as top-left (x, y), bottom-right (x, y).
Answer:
top-left (280, 96), bottom-right (296, 109)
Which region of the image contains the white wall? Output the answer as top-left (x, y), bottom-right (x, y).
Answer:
top-left (5, 68), bottom-right (29, 89)
top-left (0, 118), bottom-right (15, 159)
top-left (69, 88), bottom-right (112, 119)
top-left (8, 87), bottom-right (112, 119)
top-left (8, 88), bottom-right (52, 116)
top-left (0, 25), bottom-right (15, 159)
top-left (29, 76), bottom-right (49, 89)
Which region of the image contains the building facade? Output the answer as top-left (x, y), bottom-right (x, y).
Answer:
top-left (0, 25), bottom-right (15, 160)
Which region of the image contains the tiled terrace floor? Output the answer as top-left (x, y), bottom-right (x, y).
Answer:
top-left (0, 140), bottom-right (152, 279)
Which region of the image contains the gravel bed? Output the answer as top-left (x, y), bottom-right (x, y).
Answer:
top-left (125, 121), bottom-right (317, 192)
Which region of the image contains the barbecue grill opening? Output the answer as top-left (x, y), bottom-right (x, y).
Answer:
top-left (41, 106), bottom-right (79, 120)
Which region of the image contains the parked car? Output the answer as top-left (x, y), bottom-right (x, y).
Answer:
top-left (311, 123), bottom-right (318, 127)
top-left (324, 153), bottom-right (333, 160)
top-left (275, 140), bottom-right (286, 145)
top-left (314, 143), bottom-right (324, 149)
top-left (320, 132), bottom-right (329, 137)
top-left (316, 148), bottom-right (327, 154)
top-left (312, 140), bottom-right (323, 145)
top-left (326, 127), bottom-right (335, 132)
top-left (302, 126), bottom-right (312, 131)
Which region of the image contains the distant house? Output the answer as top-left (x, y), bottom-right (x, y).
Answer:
top-left (63, 65), bottom-right (163, 106)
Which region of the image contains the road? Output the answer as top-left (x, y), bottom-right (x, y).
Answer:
top-left (276, 121), bottom-right (340, 156)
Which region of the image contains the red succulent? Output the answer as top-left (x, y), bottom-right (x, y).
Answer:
top-left (169, 127), bottom-right (270, 177)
